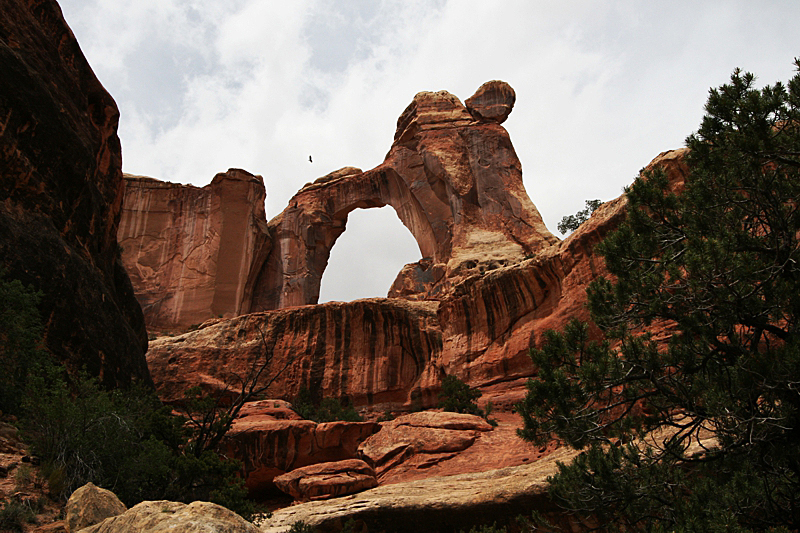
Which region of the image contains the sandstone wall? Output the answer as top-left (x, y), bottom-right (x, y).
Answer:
top-left (146, 149), bottom-right (689, 410)
top-left (0, 0), bottom-right (149, 386)
top-left (118, 169), bottom-right (271, 332)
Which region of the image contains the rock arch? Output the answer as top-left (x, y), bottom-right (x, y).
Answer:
top-left (249, 81), bottom-right (559, 311)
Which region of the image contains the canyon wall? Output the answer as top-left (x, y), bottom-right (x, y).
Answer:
top-left (0, 0), bottom-right (150, 386)
top-left (146, 148), bottom-right (689, 409)
top-left (118, 169), bottom-right (270, 332)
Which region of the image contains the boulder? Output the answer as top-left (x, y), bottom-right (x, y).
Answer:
top-left (273, 459), bottom-right (378, 501)
top-left (79, 500), bottom-right (258, 533)
top-left (66, 483), bottom-right (126, 533)
top-left (0, 0), bottom-right (149, 387)
top-left (118, 169), bottom-right (271, 333)
top-left (358, 412), bottom-right (493, 478)
top-left (465, 80), bottom-right (516, 124)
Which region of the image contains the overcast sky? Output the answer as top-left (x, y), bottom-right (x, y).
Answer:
top-left (58, 0), bottom-right (800, 303)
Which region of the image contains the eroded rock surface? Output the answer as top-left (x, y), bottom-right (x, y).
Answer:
top-left (358, 412), bottom-right (492, 478)
top-left (0, 0), bottom-right (149, 386)
top-left (223, 408), bottom-right (380, 495)
top-left (273, 459), bottom-right (378, 502)
top-left (147, 299), bottom-right (443, 408)
top-left (118, 169), bottom-right (270, 332)
top-left (261, 446), bottom-right (582, 533)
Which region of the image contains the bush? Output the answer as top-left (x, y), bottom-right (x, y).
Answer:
top-left (292, 388), bottom-right (363, 423)
top-left (0, 269), bottom-right (47, 415)
top-left (0, 500), bottom-right (37, 533)
top-left (557, 199), bottom-right (602, 235)
top-left (22, 365), bottom-right (254, 518)
top-left (438, 375), bottom-right (497, 426)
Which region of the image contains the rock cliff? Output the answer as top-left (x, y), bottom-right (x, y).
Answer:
top-left (0, 0), bottom-right (149, 386)
top-left (146, 148), bottom-right (689, 410)
top-left (118, 169), bottom-right (270, 332)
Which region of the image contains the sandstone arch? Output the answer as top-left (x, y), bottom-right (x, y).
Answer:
top-left (250, 81), bottom-right (559, 311)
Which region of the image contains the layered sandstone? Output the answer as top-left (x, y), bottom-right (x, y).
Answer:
top-left (273, 459), bottom-right (378, 501)
top-left (224, 414), bottom-right (380, 495)
top-left (118, 169), bottom-right (270, 332)
top-left (146, 149), bottom-right (688, 411)
top-left (262, 445), bottom-right (583, 533)
top-left (0, 0), bottom-right (149, 386)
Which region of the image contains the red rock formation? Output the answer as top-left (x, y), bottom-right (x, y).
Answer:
top-left (357, 412), bottom-right (493, 479)
top-left (118, 169), bottom-right (270, 332)
top-left (146, 149), bottom-right (689, 411)
top-left (223, 414), bottom-right (380, 495)
top-left (0, 0), bottom-right (149, 386)
top-left (251, 80), bottom-right (558, 310)
top-left (273, 459), bottom-right (378, 501)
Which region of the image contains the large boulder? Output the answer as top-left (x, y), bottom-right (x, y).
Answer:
top-left (66, 483), bottom-right (126, 533)
top-left (358, 412), bottom-right (493, 478)
top-left (79, 500), bottom-right (258, 533)
top-left (0, 0), bottom-right (149, 386)
top-left (273, 459), bottom-right (378, 502)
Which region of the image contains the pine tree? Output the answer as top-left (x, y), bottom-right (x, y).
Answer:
top-left (516, 61), bottom-right (800, 532)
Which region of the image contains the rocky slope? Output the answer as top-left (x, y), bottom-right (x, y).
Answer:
top-left (0, 0), bottom-right (149, 386)
top-left (118, 169), bottom-right (270, 332)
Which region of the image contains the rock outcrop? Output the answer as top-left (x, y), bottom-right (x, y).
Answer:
top-left (0, 0), bottom-right (149, 386)
top-left (79, 500), bottom-right (259, 533)
top-left (357, 412), bottom-right (493, 478)
top-left (273, 459), bottom-right (378, 502)
top-left (223, 406), bottom-right (380, 495)
top-left (66, 483), bottom-right (126, 533)
top-left (118, 169), bottom-right (270, 332)
top-left (262, 445), bottom-right (583, 533)
top-left (252, 80), bottom-right (558, 309)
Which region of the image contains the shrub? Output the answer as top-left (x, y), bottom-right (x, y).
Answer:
top-left (0, 500), bottom-right (37, 533)
top-left (292, 388), bottom-right (363, 423)
top-left (438, 375), bottom-right (497, 426)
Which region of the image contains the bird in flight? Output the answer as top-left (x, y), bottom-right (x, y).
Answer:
top-left (309, 155), bottom-right (313, 163)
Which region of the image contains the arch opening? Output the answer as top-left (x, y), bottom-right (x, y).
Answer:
top-left (319, 206), bottom-right (421, 303)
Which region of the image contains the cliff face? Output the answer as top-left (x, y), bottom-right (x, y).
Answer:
top-left (0, 0), bottom-right (149, 386)
top-left (146, 148), bottom-right (689, 409)
top-left (118, 169), bottom-right (270, 332)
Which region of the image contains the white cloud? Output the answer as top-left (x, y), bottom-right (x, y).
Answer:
top-left (57, 0), bottom-right (800, 302)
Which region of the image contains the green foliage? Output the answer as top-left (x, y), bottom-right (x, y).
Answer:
top-left (517, 62), bottom-right (800, 531)
top-left (292, 387), bottom-right (363, 423)
top-left (0, 500), bottom-right (37, 533)
top-left (557, 199), bottom-right (602, 235)
top-left (0, 269), bottom-right (48, 415)
top-left (438, 375), bottom-right (497, 426)
top-left (22, 365), bottom-right (254, 518)
top-left (438, 374), bottom-right (482, 415)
